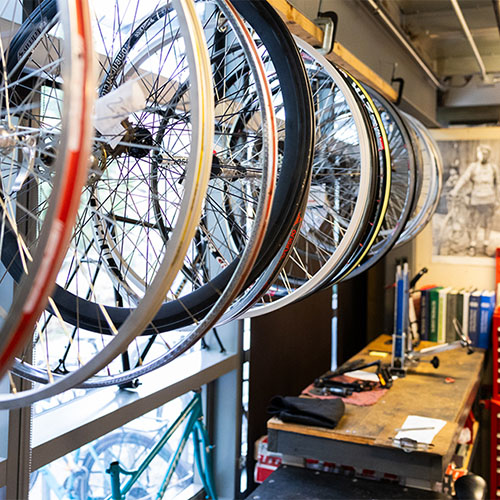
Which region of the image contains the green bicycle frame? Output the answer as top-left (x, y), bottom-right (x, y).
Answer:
top-left (106, 391), bottom-right (217, 500)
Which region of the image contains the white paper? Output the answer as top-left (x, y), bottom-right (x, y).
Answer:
top-left (343, 370), bottom-right (380, 382)
top-left (343, 370), bottom-right (398, 382)
top-left (395, 415), bottom-right (446, 444)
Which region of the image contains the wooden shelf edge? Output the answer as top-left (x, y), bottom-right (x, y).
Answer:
top-left (266, 0), bottom-right (398, 103)
top-left (267, 417), bottom-right (376, 446)
top-left (267, 0), bottom-right (324, 46)
top-left (430, 126), bottom-right (500, 141)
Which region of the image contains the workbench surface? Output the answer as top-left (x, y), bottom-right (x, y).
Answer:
top-left (267, 335), bottom-right (485, 482)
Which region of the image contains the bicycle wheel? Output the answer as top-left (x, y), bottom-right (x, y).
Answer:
top-left (396, 114), bottom-right (442, 245)
top-left (0, 0), bottom-right (95, 376)
top-left (26, 0), bottom-right (313, 337)
top-left (10, 0), bottom-right (278, 390)
top-left (323, 69), bottom-right (392, 285)
top-left (0, 0), bottom-right (215, 408)
top-left (81, 430), bottom-right (190, 499)
top-left (82, 0), bottom-right (277, 320)
top-left (218, 38), bottom-right (378, 318)
top-left (336, 84), bottom-right (417, 279)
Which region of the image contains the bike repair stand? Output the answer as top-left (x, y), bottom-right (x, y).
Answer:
top-left (391, 260), bottom-right (409, 377)
top-left (391, 262), bottom-right (473, 377)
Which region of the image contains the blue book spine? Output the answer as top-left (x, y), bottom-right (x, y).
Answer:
top-left (395, 273), bottom-right (405, 358)
top-left (420, 290), bottom-right (429, 340)
top-left (478, 293), bottom-right (495, 349)
top-left (468, 293), bottom-right (481, 347)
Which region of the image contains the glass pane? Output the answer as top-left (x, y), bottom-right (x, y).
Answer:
top-left (30, 393), bottom-right (195, 499)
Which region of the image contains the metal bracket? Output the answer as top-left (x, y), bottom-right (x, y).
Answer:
top-left (391, 76), bottom-right (405, 106)
top-left (388, 436), bottom-right (435, 453)
top-left (314, 11), bottom-right (337, 55)
top-left (390, 64), bottom-right (405, 105)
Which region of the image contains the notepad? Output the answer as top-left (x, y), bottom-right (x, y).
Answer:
top-left (395, 415), bottom-right (446, 444)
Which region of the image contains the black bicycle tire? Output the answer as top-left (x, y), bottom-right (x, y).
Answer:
top-left (5, 0), bottom-right (314, 334)
top-left (5, 0), bottom-right (59, 85)
top-left (341, 85), bottom-right (417, 279)
top-left (242, 61), bottom-right (381, 306)
top-left (325, 69), bottom-right (391, 284)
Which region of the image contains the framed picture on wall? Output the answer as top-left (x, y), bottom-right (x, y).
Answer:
top-left (430, 127), bottom-right (500, 263)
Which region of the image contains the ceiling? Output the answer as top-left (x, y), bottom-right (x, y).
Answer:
top-left (382, 0), bottom-right (500, 80)
top-left (376, 0), bottom-right (500, 124)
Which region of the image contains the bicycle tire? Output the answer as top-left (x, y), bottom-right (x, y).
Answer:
top-left (25, 0), bottom-right (314, 336)
top-left (222, 38), bottom-right (378, 318)
top-left (396, 114), bottom-right (442, 245)
top-left (0, 0), bottom-right (95, 376)
top-left (12, 0), bottom-right (279, 389)
top-left (338, 84), bottom-right (417, 279)
top-left (81, 430), bottom-right (190, 500)
top-left (0, 0), bottom-right (215, 408)
top-left (324, 69), bottom-right (392, 284)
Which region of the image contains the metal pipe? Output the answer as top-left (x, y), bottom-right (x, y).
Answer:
top-left (364, 0), bottom-right (446, 90)
top-left (450, 0), bottom-right (489, 81)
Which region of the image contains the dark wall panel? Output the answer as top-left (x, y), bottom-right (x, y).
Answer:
top-left (247, 287), bottom-right (332, 491)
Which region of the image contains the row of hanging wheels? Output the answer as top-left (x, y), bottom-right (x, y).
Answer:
top-left (0, 0), bottom-right (442, 408)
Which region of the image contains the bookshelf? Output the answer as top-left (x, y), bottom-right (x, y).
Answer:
top-left (416, 286), bottom-right (495, 348)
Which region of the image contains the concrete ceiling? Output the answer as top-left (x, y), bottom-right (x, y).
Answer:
top-left (376, 0), bottom-right (500, 124)
top-left (381, 0), bottom-right (500, 80)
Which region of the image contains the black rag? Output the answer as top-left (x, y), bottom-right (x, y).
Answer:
top-left (268, 396), bottom-right (345, 429)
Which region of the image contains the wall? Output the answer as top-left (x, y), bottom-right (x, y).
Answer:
top-left (248, 288), bottom-right (332, 491)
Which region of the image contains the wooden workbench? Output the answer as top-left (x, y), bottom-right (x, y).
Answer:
top-left (267, 335), bottom-right (485, 483)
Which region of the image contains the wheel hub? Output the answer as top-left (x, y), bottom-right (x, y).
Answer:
top-left (128, 126), bottom-right (153, 159)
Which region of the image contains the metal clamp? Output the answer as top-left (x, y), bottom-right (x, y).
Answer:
top-left (314, 11), bottom-right (337, 55)
top-left (388, 436), bottom-right (435, 453)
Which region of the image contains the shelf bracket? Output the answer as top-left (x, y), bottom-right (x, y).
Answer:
top-left (391, 76), bottom-right (405, 106)
top-left (391, 63), bottom-right (405, 105)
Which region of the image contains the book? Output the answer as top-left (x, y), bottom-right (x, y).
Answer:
top-left (456, 288), bottom-right (464, 336)
top-left (478, 291), bottom-right (495, 349)
top-left (428, 287), bottom-right (443, 342)
top-left (445, 289), bottom-right (458, 343)
top-left (419, 285), bottom-right (436, 341)
top-left (438, 287), bottom-right (452, 343)
top-left (462, 288), bottom-right (474, 340)
top-left (410, 290), bottom-right (421, 341)
top-left (468, 291), bottom-right (482, 346)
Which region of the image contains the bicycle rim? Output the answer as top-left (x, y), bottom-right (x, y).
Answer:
top-left (33, 0), bottom-right (314, 335)
top-left (340, 85), bottom-right (417, 278)
top-left (325, 70), bottom-right (392, 284)
top-left (396, 113), bottom-right (442, 245)
top-left (229, 38), bottom-right (377, 318)
top-left (0, 0), bottom-right (95, 375)
top-left (12, 0), bottom-right (278, 389)
top-left (0, 0), bottom-right (215, 408)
